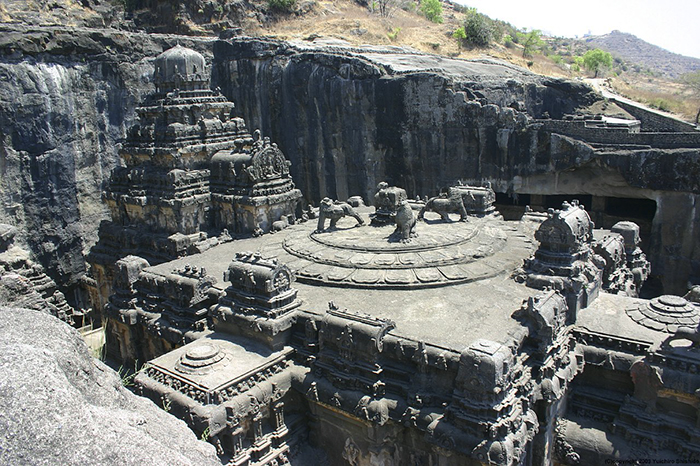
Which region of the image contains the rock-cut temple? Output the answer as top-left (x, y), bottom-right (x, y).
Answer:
top-left (86, 45), bottom-right (700, 466)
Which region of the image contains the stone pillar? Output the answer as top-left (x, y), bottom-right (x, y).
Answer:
top-left (230, 424), bottom-right (249, 466)
top-left (273, 401), bottom-right (286, 432)
top-left (650, 193), bottom-right (700, 295)
top-left (252, 411), bottom-right (264, 444)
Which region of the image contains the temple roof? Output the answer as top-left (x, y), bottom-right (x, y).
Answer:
top-left (154, 44), bottom-right (208, 93)
top-left (147, 207), bottom-right (537, 351)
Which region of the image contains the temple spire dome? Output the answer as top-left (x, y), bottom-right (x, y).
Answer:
top-left (154, 44), bottom-right (208, 93)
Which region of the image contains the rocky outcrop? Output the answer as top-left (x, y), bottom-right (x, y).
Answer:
top-left (0, 306), bottom-right (220, 466)
top-left (0, 25), bottom-right (215, 297)
top-left (213, 37), bottom-right (700, 295)
top-left (1, 28), bottom-right (699, 301)
top-left (213, 38), bottom-right (601, 203)
top-left (0, 223), bottom-right (80, 325)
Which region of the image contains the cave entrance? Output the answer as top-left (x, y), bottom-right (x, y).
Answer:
top-left (495, 192), bottom-right (660, 296)
top-left (495, 193), bottom-right (656, 241)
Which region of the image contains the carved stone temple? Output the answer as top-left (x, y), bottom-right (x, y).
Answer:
top-left (90, 47), bottom-right (700, 466)
top-left (88, 45), bottom-right (301, 314)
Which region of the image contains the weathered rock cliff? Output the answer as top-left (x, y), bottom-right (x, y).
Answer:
top-left (1, 29), bottom-right (699, 300)
top-left (213, 38), bottom-right (601, 202)
top-left (0, 25), bottom-right (214, 298)
top-left (212, 37), bottom-right (700, 294)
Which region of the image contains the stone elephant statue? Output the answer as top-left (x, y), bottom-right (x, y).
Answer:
top-left (393, 200), bottom-right (417, 243)
top-left (316, 197), bottom-right (365, 231)
top-left (418, 194), bottom-right (468, 222)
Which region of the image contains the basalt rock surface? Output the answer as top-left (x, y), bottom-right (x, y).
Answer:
top-left (0, 25), bottom-right (214, 296)
top-left (212, 38), bottom-right (602, 203)
top-left (0, 306), bottom-right (220, 466)
top-left (212, 37), bottom-right (700, 294)
top-left (1, 27), bottom-right (699, 302)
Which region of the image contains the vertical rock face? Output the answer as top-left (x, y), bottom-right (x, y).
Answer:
top-left (1, 30), bottom-right (699, 299)
top-left (0, 60), bottom-right (111, 289)
top-left (212, 38), bottom-right (700, 295)
top-left (212, 39), bottom-right (599, 204)
top-left (0, 26), bottom-right (215, 297)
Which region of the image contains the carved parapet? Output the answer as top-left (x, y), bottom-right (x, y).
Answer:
top-left (212, 253), bottom-right (300, 350)
top-left (593, 232), bottom-right (640, 296)
top-left (448, 184), bottom-right (498, 217)
top-left (220, 252), bottom-right (299, 316)
top-left (113, 255), bottom-right (150, 297)
top-left (611, 221), bottom-right (650, 290)
top-left (534, 200), bottom-right (593, 259)
top-left (134, 334), bottom-right (297, 460)
top-left (319, 304), bottom-right (395, 360)
top-left (456, 339), bottom-right (515, 398)
top-left (518, 201), bottom-right (602, 317)
top-left (308, 305), bottom-right (396, 396)
top-left (513, 289), bottom-right (569, 347)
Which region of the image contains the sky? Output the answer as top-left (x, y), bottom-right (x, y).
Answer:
top-left (454, 0), bottom-right (700, 59)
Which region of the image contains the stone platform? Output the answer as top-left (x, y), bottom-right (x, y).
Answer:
top-left (279, 211), bottom-right (533, 289)
top-left (145, 208), bottom-right (538, 349)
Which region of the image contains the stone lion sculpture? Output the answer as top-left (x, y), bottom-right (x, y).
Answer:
top-left (316, 197), bottom-right (364, 232)
top-left (418, 193), bottom-right (468, 222)
top-left (393, 200), bottom-right (417, 243)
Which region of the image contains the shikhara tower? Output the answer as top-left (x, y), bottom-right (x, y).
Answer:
top-left (88, 45), bottom-right (300, 312)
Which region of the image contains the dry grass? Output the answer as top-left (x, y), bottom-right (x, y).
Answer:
top-left (254, 1), bottom-right (700, 123)
top-left (257, 4), bottom-right (581, 80)
top-left (251, 0), bottom-right (469, 56)
top-left (610, 75), bottom-right (700, 122)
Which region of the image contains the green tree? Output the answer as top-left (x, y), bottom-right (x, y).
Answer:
top-left (460, 8), bottom-right (492, 47)
top-left (519, 30), bottom-right (543, 58)
top-left (268, 0), bottom-right (296, 12)
top-left (680, 70), bottom-right (700, 125)
top-left (582, 48), bottom-right (613, 77)
top-left (420, 0), bottom-right (443, 23)
top-left (452, 26), bottom-right (466, 49)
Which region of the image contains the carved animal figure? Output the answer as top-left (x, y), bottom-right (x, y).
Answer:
top-left (316, 197), bottom-right (364, 231)
top-left (684, 285), bottom-right (700, 304)
top-left (393, 200), bottom-right (417, 243)
top-left (418, 193), bottom-right (468, 222)
top-left (271, 215), bottom-right (294, 233)
top-left (663, 323), bottom-right (700, 349)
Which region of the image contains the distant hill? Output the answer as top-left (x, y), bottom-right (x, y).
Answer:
top-left (583, 30), bottom-right (700, 79)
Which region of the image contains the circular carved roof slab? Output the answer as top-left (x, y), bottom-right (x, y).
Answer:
top-left (279, 216), bottom-right (532, 289)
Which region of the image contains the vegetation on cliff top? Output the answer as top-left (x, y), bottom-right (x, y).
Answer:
top-left (2, 0), bottom-right (698, 122)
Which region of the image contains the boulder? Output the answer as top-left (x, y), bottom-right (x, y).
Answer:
top-left (0, 307), bottom-right (220, 466)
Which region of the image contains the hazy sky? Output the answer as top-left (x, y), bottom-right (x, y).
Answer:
top-left (455, 0), bottom-right (700, 59)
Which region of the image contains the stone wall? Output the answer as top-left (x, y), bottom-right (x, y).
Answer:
top-left (611, 98), bottom-right (698, 132)
top-left (538, 119), bottom-right (700, 148)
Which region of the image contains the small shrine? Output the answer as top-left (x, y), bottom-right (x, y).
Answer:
top-left (210, 130), bottom-right (301, 233)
